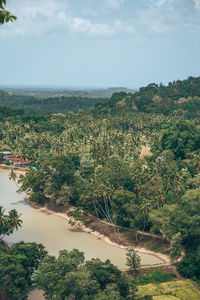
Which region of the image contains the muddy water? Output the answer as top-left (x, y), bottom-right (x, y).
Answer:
top-left (0, 171), bottom-right (163, 269)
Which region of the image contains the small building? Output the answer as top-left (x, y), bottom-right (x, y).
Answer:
top-left (0, 151), bottom-right (11, 160)
top-left (19, 159), bottom-right (32, 168)
top-left (5, 158), bottom-right (31, 167)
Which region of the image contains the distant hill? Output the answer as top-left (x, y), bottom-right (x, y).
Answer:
top-left (106, 76), bottom-right (200, 117)
top-left (0, 87), bottom-right (136, 114)
top-left (0, 91), bottom-right (109, 114)
top-left (0, 87), bottom-right (136, 99)
top-left (2, 77), bottom-right (200, 117)
top-left (60, 87), bottom-right (136, 99)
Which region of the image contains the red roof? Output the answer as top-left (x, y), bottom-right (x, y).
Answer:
top-left (6, 158), bottom-right (31, 164)
top-left (8, 158), bottom-right (20, 163)
top-left (20, 159), bottom-right (31, 164)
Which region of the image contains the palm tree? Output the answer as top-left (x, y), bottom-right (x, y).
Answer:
top-left (9, 170), bottom-right (20, 188)
top-left (8, 209), bottom-right (22, 231)
top-left (0, 206), bottom-right (6, 229)
top-left (140, 200), bottom-right (153, 232)
top-left (1, 207), bottom-right (22, 239)
top-left (9, 170), bottom-right (17, 182)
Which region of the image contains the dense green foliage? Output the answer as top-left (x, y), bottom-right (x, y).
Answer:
top-left (0, 217), bottom-right (138, 300)
top-left (34, 249), bottom-right (136, 299)
top-left (121, 76), bottom-right (200, 117)
top-left (177, 246), bottom-right (200, 281)
top-left (160, 120), bottom-right (200, 158)
top-left (0, 253), bottom-right (29, 299)
top-left (170, 232), bottom-right (182, 262)
top-left (0, 206), bottom-right (22, 239)
top-left (1, 76), bottom-right (200, 283)
top-left (0, 242), bottom-right (47, 299)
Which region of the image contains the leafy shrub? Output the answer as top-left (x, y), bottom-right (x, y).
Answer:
top-left (135, 270), bottom-right (175, 285)
top-left (177, 246), bottom-right (200, 280)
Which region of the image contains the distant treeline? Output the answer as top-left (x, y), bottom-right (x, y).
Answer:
top-left (1, 76), bottom-right (200, 118)
top-left (1, 87), bottom-right (135, 98)
top-left (0, 91), bottom-right (110, 114)
top-left (0, 86), bottom-right (135, 114)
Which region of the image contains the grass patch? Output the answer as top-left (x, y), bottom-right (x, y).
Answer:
top-left (137, 280), bottom-right (200, 300)
top-left (135, 270), bottom-right (176, 285)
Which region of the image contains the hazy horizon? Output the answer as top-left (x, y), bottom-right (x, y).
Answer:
top-left (1, 0), bottom-right (200, 87)
top-left (0, 84), bottom-right (136, 90)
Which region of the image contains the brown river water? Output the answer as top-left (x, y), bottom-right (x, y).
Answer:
top-left (0, 171), bottom-right (163, 298)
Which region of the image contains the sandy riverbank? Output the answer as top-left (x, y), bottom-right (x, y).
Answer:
top-left (0, 167), bottom-right (170, 266)
top-left (0, 165), bottom-right (26, 175)
top-left (25, 197), bottom-right (170, 266)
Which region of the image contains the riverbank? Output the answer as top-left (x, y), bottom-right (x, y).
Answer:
top-left (25, 197), bottom-right (170, 266)
top-left (0, 168), bottom-right (170, 266)
top-left (0, 164), bottom-right (26, 175)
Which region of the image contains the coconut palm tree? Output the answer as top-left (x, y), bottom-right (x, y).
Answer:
top-left (0, 206), bottom-right (6, 229)
top-left (8, 209), bottom-right (22, 231)
top-left (9, 170), bottom-right (21, 189)
top-left (9, 170), bottom-right (17, 182)
top-left (0, 207), bottom-right (22, 239)
top-left (140, 200), bottom-right (153, 232)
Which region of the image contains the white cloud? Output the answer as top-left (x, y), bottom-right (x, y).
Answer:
top-left (114, 20), bottom-right (135, 33)
top-left (82, 8), bottom-right (98, 18)
top-left (7, 0), bottom-right (64, 18)
top-left (66, 18), bottom-right (134, 36)
top-left (194, 0), bottom-right (200, 10)
top-left (1, 0), bottom-right (200, 38)
top-left (0, 0), bottom-right (68, 37)
top-left (104, 0), bottom-right (124, 9)
top-left (137, 2), bottom-right (170, 34)
top-left (0, 0), bottom-right (135, 37)
top-left (136, 0), bottom-right (200, 34)
top-left (155, 0), bottom-right (175, 9)
top-left (68, 18), bottom-right (114, 35)
top-left (138, 9), bottom-right (169, 34)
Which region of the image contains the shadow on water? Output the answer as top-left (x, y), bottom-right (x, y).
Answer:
top-left (69, 228), bottom-right (83, 233)
top-left (10, 200), bottom-right (28, 206)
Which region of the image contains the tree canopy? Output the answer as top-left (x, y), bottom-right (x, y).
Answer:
top-left (160, 120), bottom-right (200, 158)
top-left (0, 0), bottom-right (16, 24)
top-left (1, 76), bottom-right (200, 285)
top-left (0, 242), bottom-right (47, 299)
top-left (34, 250), bottom-right (135, 299)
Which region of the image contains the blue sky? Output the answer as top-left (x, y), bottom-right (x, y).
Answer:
top-left (0, 0), bottom-right (200, 88)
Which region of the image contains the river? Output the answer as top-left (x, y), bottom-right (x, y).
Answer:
top-left (0, 171), bottom-right (163, 269)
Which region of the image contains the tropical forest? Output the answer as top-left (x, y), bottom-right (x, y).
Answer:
top-left (1, 0), bottom-right (200, 299)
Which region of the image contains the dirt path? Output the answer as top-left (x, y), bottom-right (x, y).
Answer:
top-left (28, 287), bottom-right (44, 300)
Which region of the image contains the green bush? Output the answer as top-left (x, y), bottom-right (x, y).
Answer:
top-left (177, 247), bottom-right (200, 280)
top-left (135, 270), bottom-right (175, 285)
